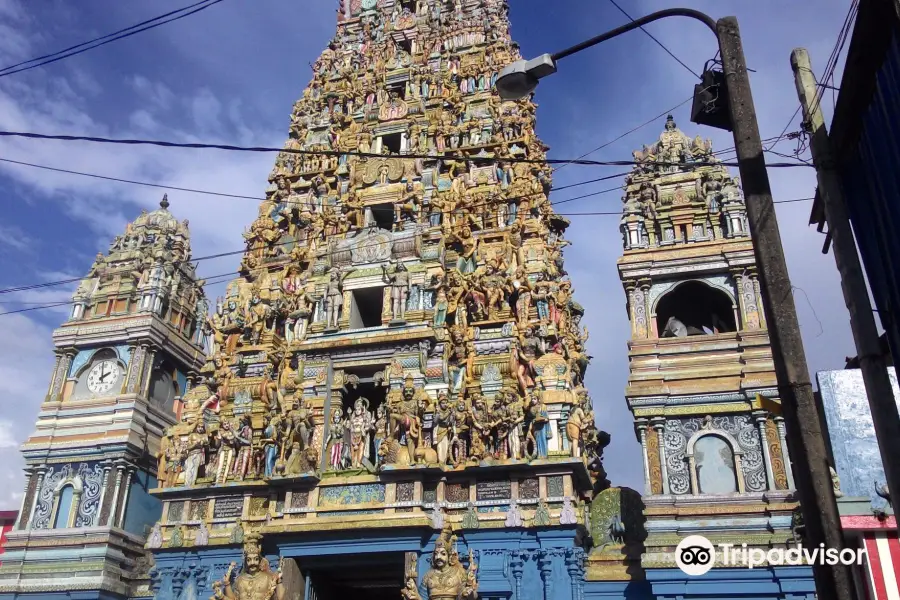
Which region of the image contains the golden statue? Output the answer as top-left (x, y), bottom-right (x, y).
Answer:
top-left (404, 524), bottom-right (477, 600)
top-left (211, 533), bottom-right (285, 600)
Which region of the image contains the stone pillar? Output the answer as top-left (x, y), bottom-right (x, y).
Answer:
top-left (753, 410), bottom-right (776, 491)
top-left (95, 464), bottom-right (112, 527)
top-left (106, 464), bottom-right (125, 527)
top-left (538, 550), bottom-right (553, 600)
top-left (44, 353), bottom-right (62, 402)
top-left (47, 348), bottom-right (76, 402)
top-left (775, 417), bottom-right (795, 490)
top-left (24, 468), bottom-right (46, 529)
top-left (509, 550), bottom-right (525, 600)
top-left (636, 421), bottom-right (651, 495)
top-left (14, 468), bottom-right (35, 529)
top-left (116, 468), bottom-right (135, 528)
top-left (565, 548), bottom-right (584, 600)
top-left (651, 419), bottom-right (670, 495)
top-left (753, 275), bottom-right (767, 329)
top-left (125, 344), bottom-right (146, 394)
top-left (141, 345), bottom-right (158, 399)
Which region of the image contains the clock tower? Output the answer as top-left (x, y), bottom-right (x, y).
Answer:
top-left (0, 196), bottom-right (208, 600)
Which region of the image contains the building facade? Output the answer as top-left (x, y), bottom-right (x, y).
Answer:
top-left (817, 367), bottom-right (899, 600)
top-left (614, 119), bottom-right (817, 598)
top-left (0, 512), bottom-right (16, 566)
top-left (146, 1), bottom-right (606, 599)
top-left (0, 198), bottom-right (208, 599)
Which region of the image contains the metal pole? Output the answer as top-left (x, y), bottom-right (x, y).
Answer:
top-left (792, 47), bottom-right (900, 533)
top-left (717, 18), bottom-right (854, 600)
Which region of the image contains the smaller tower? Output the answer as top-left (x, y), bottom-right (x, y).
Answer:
top-left (0, 196), bottom-right (208, 599)
top-left (617, 118), bottom-right (812, 593)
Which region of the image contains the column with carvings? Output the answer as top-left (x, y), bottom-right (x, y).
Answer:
top-left (95, 463), bottom-right (112, 527)
top-left (125, 343), bottom-right (146, 395)
top-left (752, 410), bottom-right (776, 491)
top-left (14, 468), bottom-right (36, 530)
top-left (651, 419), bottom-right (670, 494)
top-left (23, 467), bottom-right (46, 530)
top-left (105, 463), bottom-right (125, 527)
top-left (565, 548), bottom-right (585, 600)
top-left (140, 344), bottom-right (158, 399)
top-left (775, 417), bottom-right (795, 489)
top-left (116, 466), bottom-right (135, 528)
top-left (538, 550), bottom-right (554, 600)
top-left (636, 420), bottom-right (651, 495)
top-left (47, 348), bottom-right (76, 402)
top-left (509, 550), bottom-right (525, 600)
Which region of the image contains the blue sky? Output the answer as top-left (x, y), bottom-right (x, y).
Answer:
top-left (0, 0), bottom-right (856, 508)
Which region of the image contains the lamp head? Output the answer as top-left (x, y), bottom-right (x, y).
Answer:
top-left (495, 54), bottom-right (557, 100)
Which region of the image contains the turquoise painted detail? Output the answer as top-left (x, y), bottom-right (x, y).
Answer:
top-left (317, 483), bottom-right (385, 506)
top-left (68, 345), bottom-right (131, 377)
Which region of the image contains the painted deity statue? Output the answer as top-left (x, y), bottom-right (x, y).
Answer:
top-left (214, 533), bottom-right (285, 600)
top-left (404, 524), bottom-right (478, 600)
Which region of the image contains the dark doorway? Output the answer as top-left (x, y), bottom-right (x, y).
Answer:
top-left (350, 286), bottom-right (385, 328)
top-left (656, 280), bottom-right (736, 337)
top-left (300, 551), bottom-right (405, 600)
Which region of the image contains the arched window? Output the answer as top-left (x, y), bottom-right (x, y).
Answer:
top-left (656, 281), bottom-right (736, 337)
top-left (53, 485), bottom-right (75, 528)
top-left (148, 361), bottom-right (179, 412)
top-left (694, 435), bottom-right (738, 494)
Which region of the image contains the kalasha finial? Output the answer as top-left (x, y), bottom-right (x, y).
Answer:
top-left (160, 194), bottom-right (170, 209)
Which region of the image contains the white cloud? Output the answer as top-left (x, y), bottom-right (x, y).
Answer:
top-left (0, 420), bottom-right (18, 448)
top-left (0, 313), bottom-right (54, 510)
top-left (0, 223), bottom-right (32, 252)
top-left (130, 75), bottom-right (174, 111)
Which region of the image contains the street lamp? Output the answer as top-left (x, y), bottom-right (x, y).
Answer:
top-left (497, 10), bottom-right (853, 600)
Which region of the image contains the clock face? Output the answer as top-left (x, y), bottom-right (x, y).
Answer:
top-left (86, 360), bottom-right (120, 395)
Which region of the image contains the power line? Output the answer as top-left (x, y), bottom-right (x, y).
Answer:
top-left (552, 94), bottom-right (698, 173)
top-left (0, 129), bottom-right (813, 169)
top-left (605, 0), bottom-right (700, 79)
top-left (0, 193), bottom-right (818, 308)
top-left (0, 156), bottom-right (264, 201)
top-left (0, 0), bottom-right (226, 79)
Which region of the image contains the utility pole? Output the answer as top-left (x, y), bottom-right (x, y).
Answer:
top-left (717, 19), bottom-right (855, 600)
top-left (792, 47), bottom-right (900, 533)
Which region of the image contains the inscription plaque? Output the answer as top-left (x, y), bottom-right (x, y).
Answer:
top-left (213, 496), bottom-right (244, 519)
top-left (476, 480), bottom-right (511, 502)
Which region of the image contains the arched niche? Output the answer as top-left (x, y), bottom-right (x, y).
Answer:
top-left (148, 358), bottom-right (180, 413)
top-left (654, 280), bottom-right (737, 337)
top-left (50, 475), bottom-right (84, 529)
top-left (70, 348), bottom-right (127, 400)
top-left (685, 430), bottom-right (746, 494)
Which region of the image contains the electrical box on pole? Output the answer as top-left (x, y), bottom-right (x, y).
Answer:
top-left (691, 68), bottom-right (732, 131)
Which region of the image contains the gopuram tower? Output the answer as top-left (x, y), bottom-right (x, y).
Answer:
top-left (616, 118), bottom-right (814, 596)
top-left (0, 197), bottom-right (208, 600)
top-left (146, 2), bottom-right (606, 600)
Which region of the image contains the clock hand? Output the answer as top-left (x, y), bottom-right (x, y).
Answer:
top-left (100, 366), bottom-right (111, 382)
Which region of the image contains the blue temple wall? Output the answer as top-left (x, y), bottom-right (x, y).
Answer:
top-left (148, 525), bottom-right (589, 600)
top-left (635, 567), bottom-right (816, 600)
top-left (0, 592), bottom-right (124, 600)
top-left (122, 471), bottom-right (162, 537)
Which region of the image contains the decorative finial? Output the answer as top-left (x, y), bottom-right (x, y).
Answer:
top-left (160, 194), bottom-right (170, 209)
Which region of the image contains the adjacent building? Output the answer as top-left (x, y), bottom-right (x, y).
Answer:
top-left (614, 118), bottom-right (816, 597)
top-left (0, 198), bottom-right (208, 599)
top-left (817, 366), bottom-right (899, 600)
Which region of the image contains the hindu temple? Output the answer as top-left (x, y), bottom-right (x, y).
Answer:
top-left (0, 1), bottom-right (824, 600)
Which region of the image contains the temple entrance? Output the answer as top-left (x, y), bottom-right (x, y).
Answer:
top-left (298, 551), bottom-right (406, 600)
